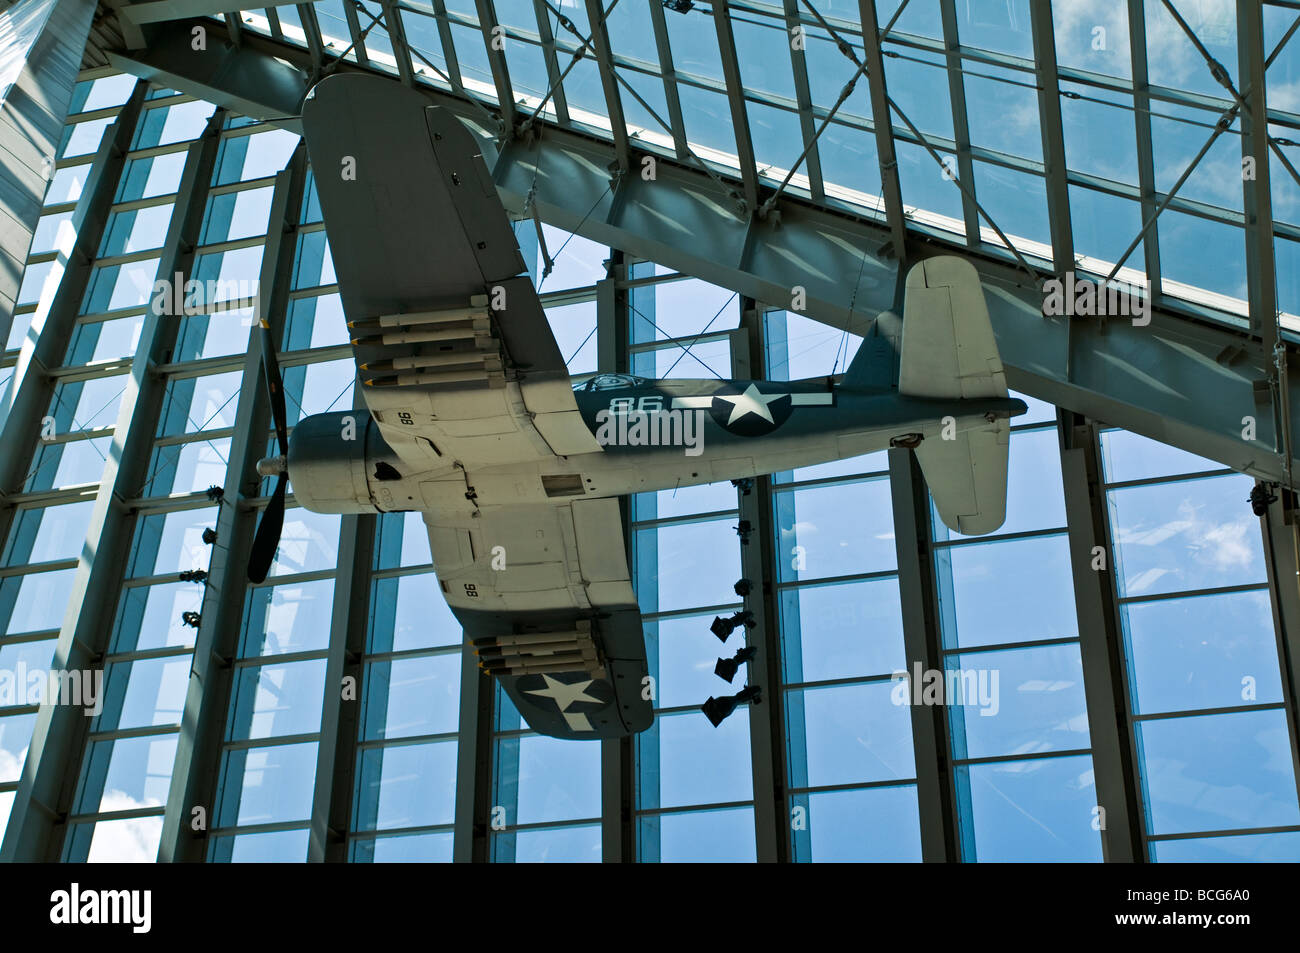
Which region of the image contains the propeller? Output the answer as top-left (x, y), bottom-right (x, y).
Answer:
top-left (248, 318), bottom-right (290, 583)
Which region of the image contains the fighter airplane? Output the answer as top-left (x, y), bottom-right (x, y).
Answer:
top-left (246, 73), bottom-right (1027, 740)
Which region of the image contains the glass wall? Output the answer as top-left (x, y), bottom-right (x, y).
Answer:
top-left (1101, 431), bottom-right (1300, 861)
top-left (2, 63), bottom-right (1297, 864)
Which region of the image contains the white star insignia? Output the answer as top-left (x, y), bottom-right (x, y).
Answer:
top-left (525, 674), bottom-right (601, 712)
top-left (716, 384), bottom-right (783, 426)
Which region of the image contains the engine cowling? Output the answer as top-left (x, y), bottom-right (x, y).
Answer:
top-left (286, 411), bottom-right (420, 514)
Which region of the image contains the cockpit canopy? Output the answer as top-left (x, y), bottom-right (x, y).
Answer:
top-left (573, 373), bottom-right (649, 392)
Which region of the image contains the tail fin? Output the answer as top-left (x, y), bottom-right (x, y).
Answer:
top-left (840, 318), bottom-right (898, 392)
top-left (899, 256), bottom-right (1011, 536)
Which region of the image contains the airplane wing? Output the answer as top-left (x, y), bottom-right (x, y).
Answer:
top-left (299, 74), bottom-right (651, 738)
top-left (298, 73), bottom-right (602, 468)
top-left (424, 496), bottom-right (652, 739)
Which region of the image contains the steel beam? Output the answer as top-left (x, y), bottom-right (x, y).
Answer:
top-left (474, 0), bottom-right (516, 136)
top-left (451, 642), bottom-right (494, 861)
top-left (158, 143), bottom-right (307, 862)
top-left (857, 0), bottom-right (908, 259)
top-left (580, 0), bottom-right (629, 175)
top-left (712, 0), bottom-right (759, 215)
top-left (888, 447), bottom-right (960, 861)
top-left (102, 29), bottom-right (1300, 490)
top-left (531, 0), bottom-right (570, 125)
top-left (1, 107), bottom-right (225, 862)
top-left (0, 83), bottom-right (145, 542)
top-left (1126, 0), bottom-right (1163, 293)
top-left (1057, 411), bottom-right (1146, 862)
top-left (734, 301), bottom-right (788, 862)
top-left (119, 0), bottom-right (301, 26)
top-left (646, 0), bottom-right (688, 159)
top-left (377, 0), bottom-right (416, 87)
top-left (1257, 489), bottom-right (1300, 822)
top-left (0, 0), bottom-right (99, 342)
top-left (309, 510), bottom-right (375, 861)
top-left (1028, 0), bottom-right (1075, 273)
top-left (937, 0), bottom-right (978, 245)
top-left (1238, 1), bottom-right (1279, 355)
top-left (106, 19), bottom-right (311, 132)
top-left (780, 0), bottom-right (824, 204)
top-left (596, 250), bottom-right (635, 862)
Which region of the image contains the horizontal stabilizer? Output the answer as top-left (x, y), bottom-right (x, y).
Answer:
top-left (917, 423), bottom-right (1010, 536)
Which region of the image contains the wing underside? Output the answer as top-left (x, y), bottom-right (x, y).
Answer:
top-left (299, 73), bottom-right (601, 467)
top-left (425, 497), bottom-right (653, 739)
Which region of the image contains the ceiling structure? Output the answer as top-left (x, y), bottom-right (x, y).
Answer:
top-left (84, 0), bottom-right (1300, 490)
top-left (3, 0), bottom-right (1300, 866)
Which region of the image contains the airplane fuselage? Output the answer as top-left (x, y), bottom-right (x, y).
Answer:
top-left (285, 374), bottom-right (1026, 521)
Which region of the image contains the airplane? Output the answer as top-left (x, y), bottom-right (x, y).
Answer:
top-left (246, 73), bottom-right (1028, 740)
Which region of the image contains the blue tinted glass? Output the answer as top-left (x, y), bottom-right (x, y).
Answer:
top-left (100, 204), bottom-right (173, 256)
top-left (117, 152), bottom-right (186, 202)
top-left (1053, 0), bottom-right (1131, 78)
top-left (788, 681), bottom-right (914, 787)
top-left (1100, 429), bottom-right (1224, 483)
top-left (965, 68), bottom-right (1041, 163)
top-left (374, 511), bottom-right (434, 570)
top-left (1109, 474), bottom-right (1265, 598)
top-left (1152, 831), bottom-right (1300, 862)
top-left (352, 830), bottom-right (454, 862)
top-left (267, 509), bottom-right (341, 576)
top-left (241, 579), bottom-right (335, 657)
top-left (775, 477), bottom-right (896, 582)
top-left (793, 784), bottom-right (921, 862)
top-left (961, 754), bottom-right (1102, 861)
top-left (630, 277), bottom-right (739, 344)
top-left (354, 739), bottom-right (457, 830)
top-left (362, 653), bottom-right (460, 739)
top-left (508, 733), bottom-right (601, 824)
top-left (369, 573), bottom-right (460, 652)
top-left (0, 712), bottom-right (37, 783)
top-left (637, 480), bottom-right (737, 522)
top-left (76, 734), bottom-right (176, 813)
top-left (640, 708), bottom-right (752, 809)
top-left (948, 642), bottom-right (1090, 760)
top-left (509, 823), bottom-right (602, 863)
top-left (82, 815), bottom-right (164, 862)
top-left (211, 828), bottom-right (309, 861)
top-left (111, 582), bottom-right (200, 652)
top-left (935, 533), bottom-right (1077, 649)
top-left (646, 612), bottom-right (743, 710)
top-left (780, 576), bottom-right (906, 683)
top-left (956, 0), bottom-right (1032, 55)
top-left (1137, 709), bottom-right (1300, 835)
top-left (227, 659), bottom-right (327, 740)
top-left (97, 656), bottom-right (190, 730)
top-left (640, 806), bottom-right (756, 862)
top-left (635, 518), bottom-right (742, 614)
top-left (216, 742), bottom-right (318, 827)
top-left (2, 569), bottom-right (77, 634)
top-left (1124, 590), bottom-right (1280, 715)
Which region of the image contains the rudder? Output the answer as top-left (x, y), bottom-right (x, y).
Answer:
top-left (898, 256), bottom-right (1012, 536)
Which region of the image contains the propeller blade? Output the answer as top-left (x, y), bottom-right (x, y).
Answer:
top-left (260, 318), bottom-right (289, 456)
top-left (247, 473), bottom-right (287, 583)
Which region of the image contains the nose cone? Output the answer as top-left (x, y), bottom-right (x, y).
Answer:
top-left (256, 454), bottom-right (287, 477)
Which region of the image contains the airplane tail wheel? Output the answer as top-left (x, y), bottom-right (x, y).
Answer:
top-left (890, 433), bottom-right (924, 449)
